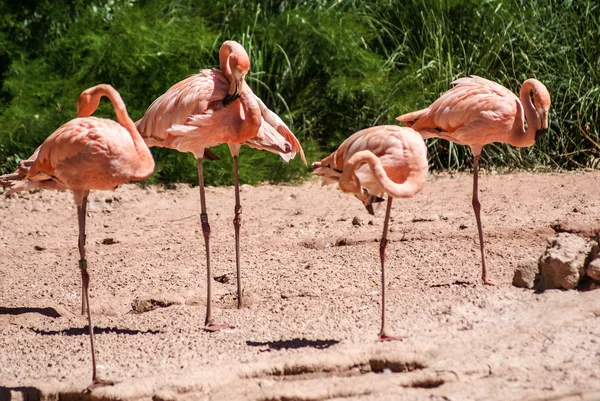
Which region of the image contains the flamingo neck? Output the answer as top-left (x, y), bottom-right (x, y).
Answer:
top-left (339, 150), bottom-right (425, 199)
top-left (83, 85), bottom-right (154, 176)
top-left (84, 85), bottom-right (136, 131)
top-left (236, 83), bottom-right (262, 137)
top-left (511, 80), bottom-right (541, 147)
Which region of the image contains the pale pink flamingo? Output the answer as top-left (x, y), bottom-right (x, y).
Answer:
top-left (0, 84), bottom-right (155, 389)
top-left (312, 125), bottom-right (428, 341)
top-left (397, 76), bottom-right (550, 285)
top-left (136, 40), bottom-right (305, 331)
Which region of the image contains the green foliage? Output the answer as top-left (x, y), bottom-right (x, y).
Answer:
top-left (1, 0), bottom-right (600, 184)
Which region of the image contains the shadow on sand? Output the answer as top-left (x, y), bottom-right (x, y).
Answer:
top-left (0, 387), bottom-right (42, 401)
top-left (429, 280), bottom-right (475, 288)
top-left (31, 326), bottom-right (160, 336)
top-left (246, 338), bottom-right (340, 351)
top-left (0, 306), bottom-right (62, 318)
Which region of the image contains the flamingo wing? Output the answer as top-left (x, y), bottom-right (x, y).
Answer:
top-left (0, 145), bottom-right (43, 188)
top-left (248, 96), bottom-right (307, 165)
top-left (136, 69), bottom-right (229, 142)
top-left (397, 75), bottom-right (518, 133)
top-left (243, 117), bottom-right (292, 158)
top-left (313, 126), bottom-right (407, 184)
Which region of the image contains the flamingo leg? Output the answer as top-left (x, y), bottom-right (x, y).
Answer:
top-left (472, 153), bottom-right (500, 285)
top-left (80, 198), bottom-right (88, 316)
top-left (77, 191), bottom-right (113, 390)
top-left (378, 197), bottom-right (400, 342)
top-left (232, 155), bottom-right (243, 309)
top-left (197, 157), bottom-right (232, 331)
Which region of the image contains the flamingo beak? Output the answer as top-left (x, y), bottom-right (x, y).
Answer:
top-left (535, 111), bottom-right (549, 141)
top-left (359, 190), bottom-right (384, 216)
top-left (223, 80), bottom-right (240, 106)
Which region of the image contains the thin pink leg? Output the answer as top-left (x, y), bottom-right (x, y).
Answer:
top-left (378, 197), bottom-right (400, 342)
top-left (77, 191), bottom-right (113, 390)
top-left (197, 158), bottom-right (232, 331)
top-left (80, 200), bottom-right (88, 316)
top-left (232, 155), bottom-right (243, 309)
top-left (472, 153), bottom-right (501, 285)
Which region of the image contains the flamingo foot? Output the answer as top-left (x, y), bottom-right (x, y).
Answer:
top-left (378, 333), bottom-right (402, 342)
top-left (84, 378), bottom-right (116, 393)
top-left (204, 323), bottom-right (234, 332)
top-left (483, 277), bottom-right (503, 286)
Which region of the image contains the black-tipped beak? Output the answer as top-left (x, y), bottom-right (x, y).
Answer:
top-left (364, 195), bottom-right (383, 215)
top-left (223, 81), bottom-right (239, 106)
top-left (535, 128), bottom-right (548, 141)
top-left (311, 162), bottom-right (321, 171)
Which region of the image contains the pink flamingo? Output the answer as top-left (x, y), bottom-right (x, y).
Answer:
top-left (312, 125), bottom-right (428, 341)
top-left (0, 84), bottom-right (155, 389)
top-left (397, 76), bottom-right (551, 285)
top-left (136, 40), bottom-right (305, 331)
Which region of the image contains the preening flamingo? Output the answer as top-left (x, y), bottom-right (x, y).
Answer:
top-left (397, 75), bottom-right (550, 285)
top-left (136, 40), bottom-right (305, 331)
top-left (312, 125), bottom-right (428, 341)
top-left (0, 84), bottom-right (155, 389)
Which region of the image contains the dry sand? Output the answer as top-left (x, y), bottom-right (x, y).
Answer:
top-left (1, 171), bottom-right (599, 401)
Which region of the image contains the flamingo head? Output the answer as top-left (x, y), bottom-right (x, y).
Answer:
top-left (361, 193), bottom-right (385, 216)
top-left (220, 41), bottom-right (251, 105)
top-left (524, 79), bottom-right (551, 141)
top-left (76, 85), bottom-right (105, 118)
top-left (313, 155), bottom-right (382, 214)
top-left (312, 156), bottom-right (342, 186)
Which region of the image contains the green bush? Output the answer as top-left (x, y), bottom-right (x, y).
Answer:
top-left (1, 0), bottom-right (599, 183)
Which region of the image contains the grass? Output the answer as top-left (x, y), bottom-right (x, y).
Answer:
top-left (1, 0), bottom-right (599, 183)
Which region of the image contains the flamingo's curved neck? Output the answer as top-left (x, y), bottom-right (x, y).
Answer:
top-left (339, 150), bottom-right (425, 199)
top-left (511, 81), bottom-right (541, 147)
top-left (83, 85), bottom-right (154, 174)
top-left (87, 85), bottom-right (136, 132)
top-left (219, 48), bottom-right (260, 136)
top-left (236, 83), bottom-right (262, 134)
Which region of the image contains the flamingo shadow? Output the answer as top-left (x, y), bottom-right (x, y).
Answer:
top-left (430, 280), bottom-right (475, 288)
top-left (31, 326), bottom-right (160, 336)
top-left (0, 306), bottom-right (62, 318)
top-left (0, 386), bottom-right (41, 401)
top-left (246, 338), bottom-right (340, 351)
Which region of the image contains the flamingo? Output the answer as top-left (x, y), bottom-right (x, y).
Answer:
top-left (396, 76), bottom-right (551, 285)
top-left (0, 84), bottom-right (155, 389)
top-left (312, 125), bottom-right (428, 341)
top-left (136, 40), bottom-right (305, 331)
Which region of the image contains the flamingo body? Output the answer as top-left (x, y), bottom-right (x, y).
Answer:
top-left (20, 117), bottom-right (153, 195)
top-left (137, 69), bottom-right (257, 156)
top-left (137, 44), bottom-right (305, 162)
top-left (397, 75), bottom-right (550, 151)
top-left (314, 125), bottom-right (427, 201)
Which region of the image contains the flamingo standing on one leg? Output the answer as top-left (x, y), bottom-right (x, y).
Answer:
top-left (312, 125), bottom-right (428, 341)
top-left (396, 76), bottom-right (551, 285)
top-left (136, 40), bottom-right (305, 331)
top-left (0, 84), bottom-right (155, 389)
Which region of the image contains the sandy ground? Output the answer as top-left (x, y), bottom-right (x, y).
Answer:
top-left (1, 171), bottom-right (600, 401)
